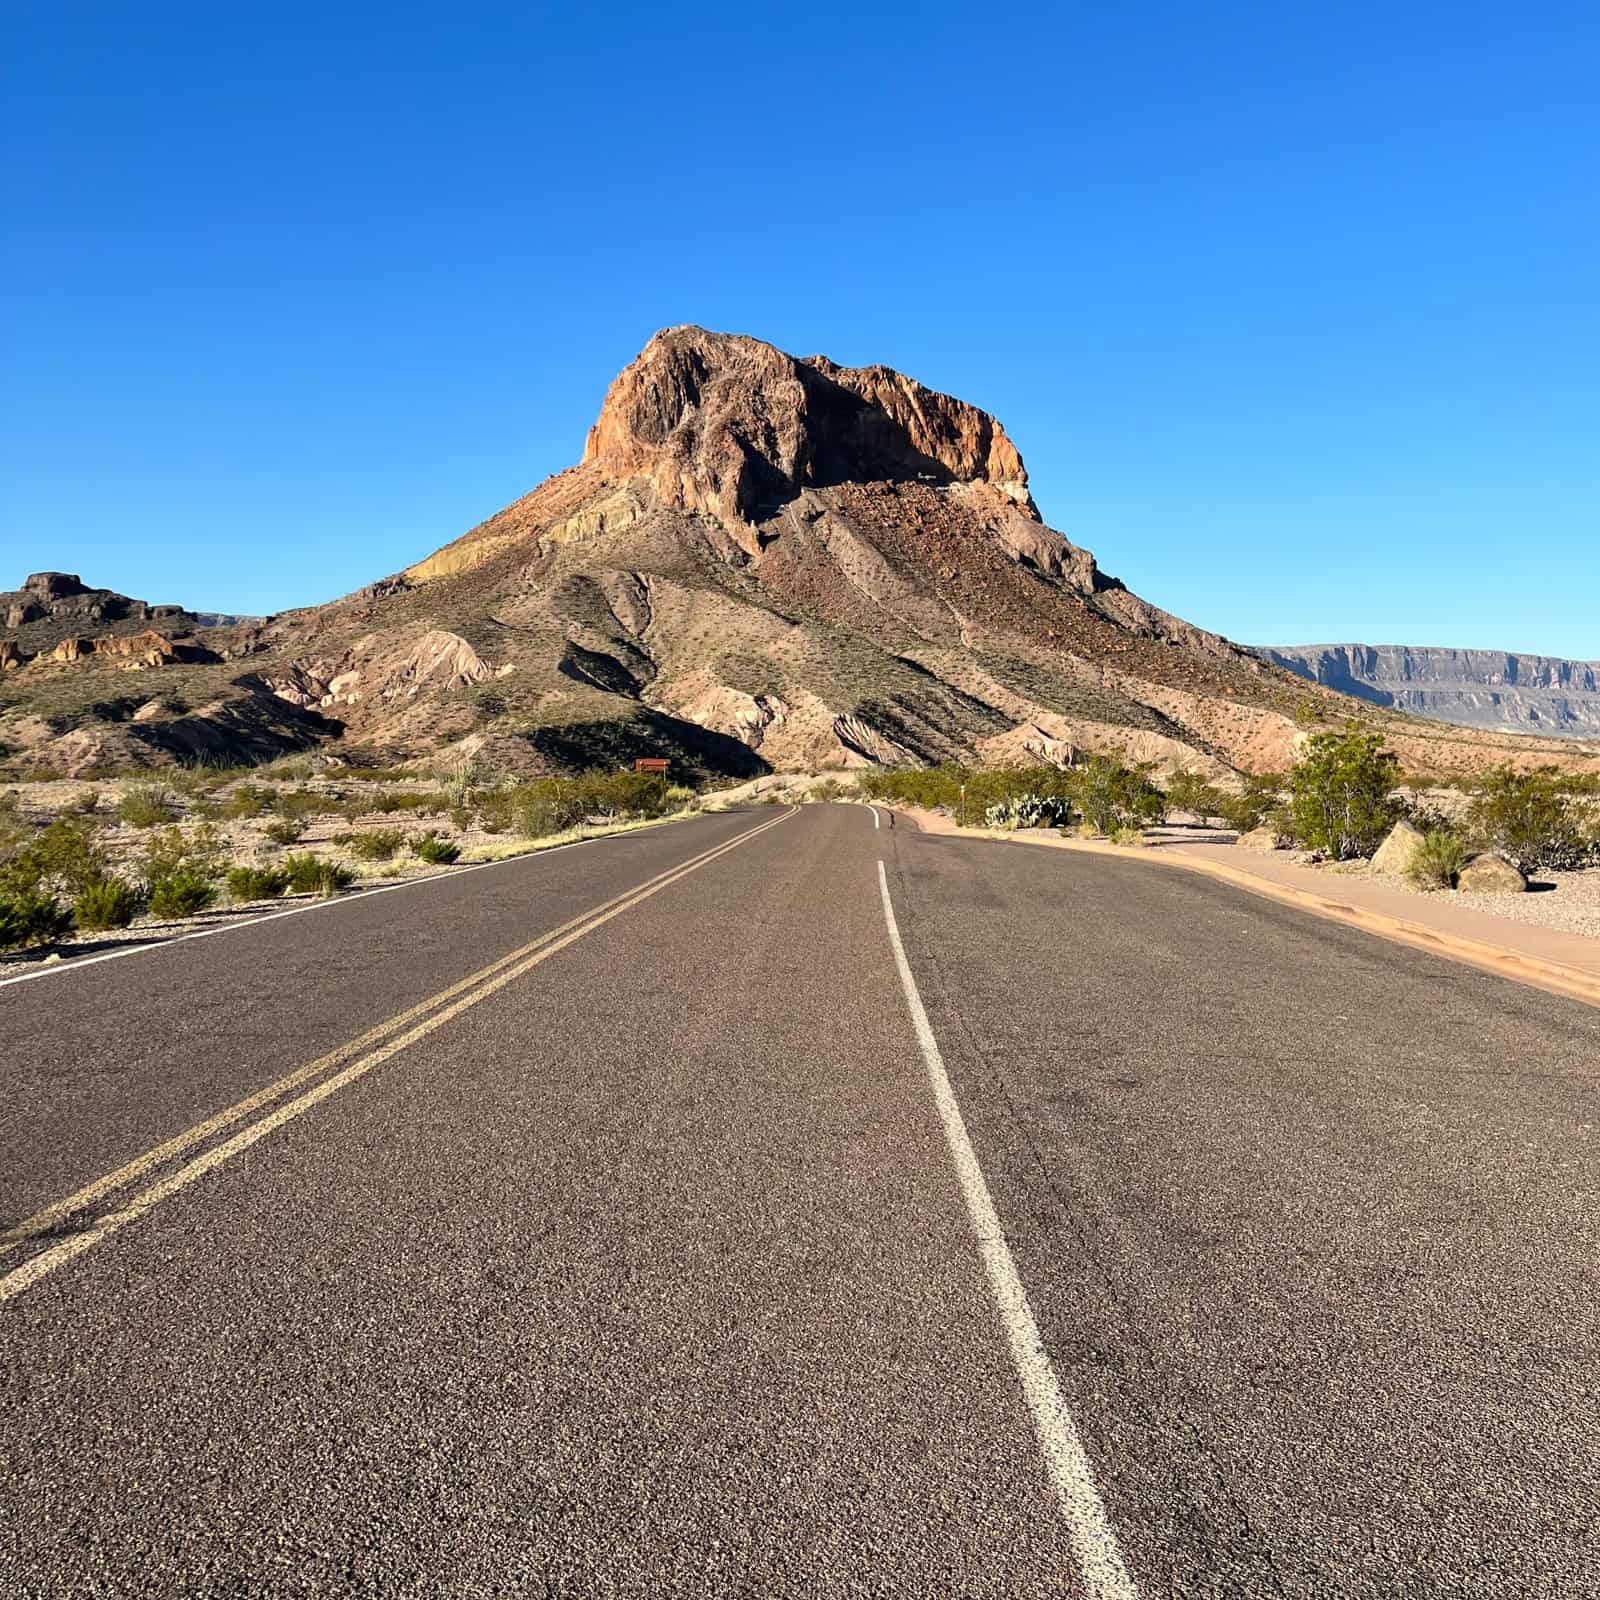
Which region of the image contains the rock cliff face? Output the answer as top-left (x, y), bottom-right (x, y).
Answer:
top-left (1256, 644), bottom-right (1600, 739)
top-left (7, 328), bottom-right (1599, 779)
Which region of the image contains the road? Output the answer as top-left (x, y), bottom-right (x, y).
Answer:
top-left (2, 803), bottom-right (1597, 1598)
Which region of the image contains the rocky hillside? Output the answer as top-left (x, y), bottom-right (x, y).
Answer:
top-left (5, 327), bottom-right (1598, 781)
top-left (1257, 643), bottom-right (1600, 739)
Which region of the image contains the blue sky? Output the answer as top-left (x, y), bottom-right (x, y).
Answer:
top-left (5, 1), bottom-right (1597, 656)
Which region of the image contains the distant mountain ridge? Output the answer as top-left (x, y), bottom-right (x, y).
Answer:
top-left (1255, 643), bottom-right (1600, 739)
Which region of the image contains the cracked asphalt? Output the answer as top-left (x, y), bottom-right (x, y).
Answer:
top-left (2, 804), bottom-right (1597, 1597)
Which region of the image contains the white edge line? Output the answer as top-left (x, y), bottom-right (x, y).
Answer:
top-left (876, 858), bottom-right (1138, 1600)
top-left (0, 812), bottom-right (751, 992)
top-left (868, 804), bottom-right (882, 830)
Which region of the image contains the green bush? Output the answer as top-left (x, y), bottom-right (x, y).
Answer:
top-left (368, 790), bottom-right (439, 815)
top-left (0, 818), bottom-right (108, 897)
top-left (1405, 830), bottom-right (1468, 892)
top-left (263, 817), bottom-right (306, 846)
top-left (0, 887), bottom-right (74, 950)
top-left (141, 824), bottom-right (225, 887)
top-left (857, 764), bottom-right (1077, 822)
top-left (73, 875), bottom-right (143, 930)
top-left (225, 865), bottom-right (290, 902)
top-left (1109, 823), bottom-right (1147, 846)
top-left (1466, 765), bottom-right (1594, 872)
top-left (282, 853), bottom-right (355, 896)
top-left (118, 782), bottom-right (179, 828)
top-left (413, 834), bottom-right (462, 865)
top-left (219, 784), bottom-right (268, 820)
top-left (1067, 754), bottom-right (1165, 834)
top-left (347, 827), bottom-right (406, 861)
top-left (148, 869), bottom-right (217, 919)
top-left (1284, 726), bottom-right (1401, 859)
top-left (1213, 774), bottom-right (1283, 835)
top-left (270, 788), bottom-right (339, 822)
top-left (1163, 771), bottom-right (1228, 822)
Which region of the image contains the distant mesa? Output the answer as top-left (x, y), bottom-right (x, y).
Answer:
top-left (1255, 643), bottom-right (1600, 739)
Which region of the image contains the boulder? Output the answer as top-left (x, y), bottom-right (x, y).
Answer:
top-left (1457, 851), bottom-right (1527, 894)
top-left (1371, 818), bottom-right (1426, 876)
top-left (1237, 826), bottom-right (1285, 851)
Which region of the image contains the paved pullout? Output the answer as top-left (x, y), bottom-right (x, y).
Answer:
top-left (3, 805), bottom-right (1597, 1596)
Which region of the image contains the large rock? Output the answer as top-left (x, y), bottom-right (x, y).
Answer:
top-left (1237, 826), bottom-right (1285, 851)
top-left (1371, 818), bottom-right (1426, 875)
top-left (1457, 851), bottom-right (1528, 893)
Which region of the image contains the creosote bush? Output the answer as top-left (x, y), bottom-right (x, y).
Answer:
top-left (1466, 765), bottom-right (1596, 873)
top-left (1405, 831), bottom-right (1468, 892)
top-left (263, 817), bottom-right (306, 846)
top-left (345, 828), bottom-right (406, 861)
top-left (0, 887), bottom-right (74, 951)
top-left (1284, 725), bottom-right (1401, 860)
top-left (226, 865), bottom-right (290, 902)
top-left (74, 876), bottom-right (143, 930)
top-left (148, 868), bottom-right (217, 920)
top-left (282, 853), bottom-right (355, 896)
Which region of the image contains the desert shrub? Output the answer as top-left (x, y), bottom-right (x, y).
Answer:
top-left (65, 789), bottom-right (101, 816)
top-left (282, 853), bottom-right (355, 896)
top-left (1466, 765), bottom-right (1594, 872)
top-left (225, 865), bottom-right (290, 902)
top-left (857, 764), bottom-right (1077, 823)
top-left (1109, 823), bottom-right (1147, 846)
top-left (1163, 770), bottom-right (1228, 822)
top-left (263, 816), bottom-right (306, 846)
top-left (74, 875), bottom-right (144, 930)
top-left (271, 788), bottom-right (339, 823)
top-left (984, 793), bottom-right (1074, 830)
top-left (0, 818), bottom-right (108, 897)
top-left (806, 779), bottom-right (848, 804)
top-left (367, 790), bottom-right (439, 815)
top-left (476, 789), bottom-right (515, 834)
top-left (449, 806), bottom-right (472, 832)
top-left (148, 869), bottom-right (217, 919)
top-left (508, 770), bottom-right (671, 837)
top-left (1284, 726), bottom-right (1401, 860)
top-left (1405, 830), bottom-right (1468, 892)
top-left (1068, 754), bottom-right (1165, 834)
top-left (1212, 774), bottom-right (1282, 835)
top-left (219, 784), bottom-right (268, 820)
top-left (142, 824), bottom-right (225, 887)
top-left (347, 827), bottom-right (406, 861)
top-left (118, 782), bottom-right (179, 828)
top-left (0, 887), bottom-right (74, 950)
top-left (413, 834), bottom-right (462, 865)
top-left (664, 783), bottom-right (696, 809)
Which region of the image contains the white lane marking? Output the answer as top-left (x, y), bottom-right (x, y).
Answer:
top-left (876, 859), bottom-right (1138, 1600)
top-left (0, 812), bottom-right (737, 992)
top-left (868, 805), bottom-right (882, 830)
top-left (0, 810), bottom-right (796, 1307)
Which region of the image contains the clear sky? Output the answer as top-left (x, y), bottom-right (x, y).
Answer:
top-left (5, 1), bottom-right (1597, 656)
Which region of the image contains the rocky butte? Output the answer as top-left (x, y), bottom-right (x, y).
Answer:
top-left (4, 327), bottom-right (1598, 780)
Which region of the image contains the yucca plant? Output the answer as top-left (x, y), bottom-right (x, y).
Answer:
top-left (1405, 829), bottom-right (1468, 891)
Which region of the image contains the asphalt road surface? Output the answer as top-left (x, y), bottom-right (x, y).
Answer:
top-left (3, 804), bottom-right (1597, 1598)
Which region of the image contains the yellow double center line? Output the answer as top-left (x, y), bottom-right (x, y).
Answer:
top-left (0, 808), bottom-right (794, 1307)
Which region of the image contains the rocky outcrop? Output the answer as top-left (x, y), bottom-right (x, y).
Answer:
top-left (1255, 643), bottom-right (1600, 739)
top-left (580, 326), bottom-right (1036, 538)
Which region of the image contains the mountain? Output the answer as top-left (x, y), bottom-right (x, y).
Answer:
top-left (1256, 643), bottom-right (1600, 740)
top-left (5, 327), bottom-right (1598, 780)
